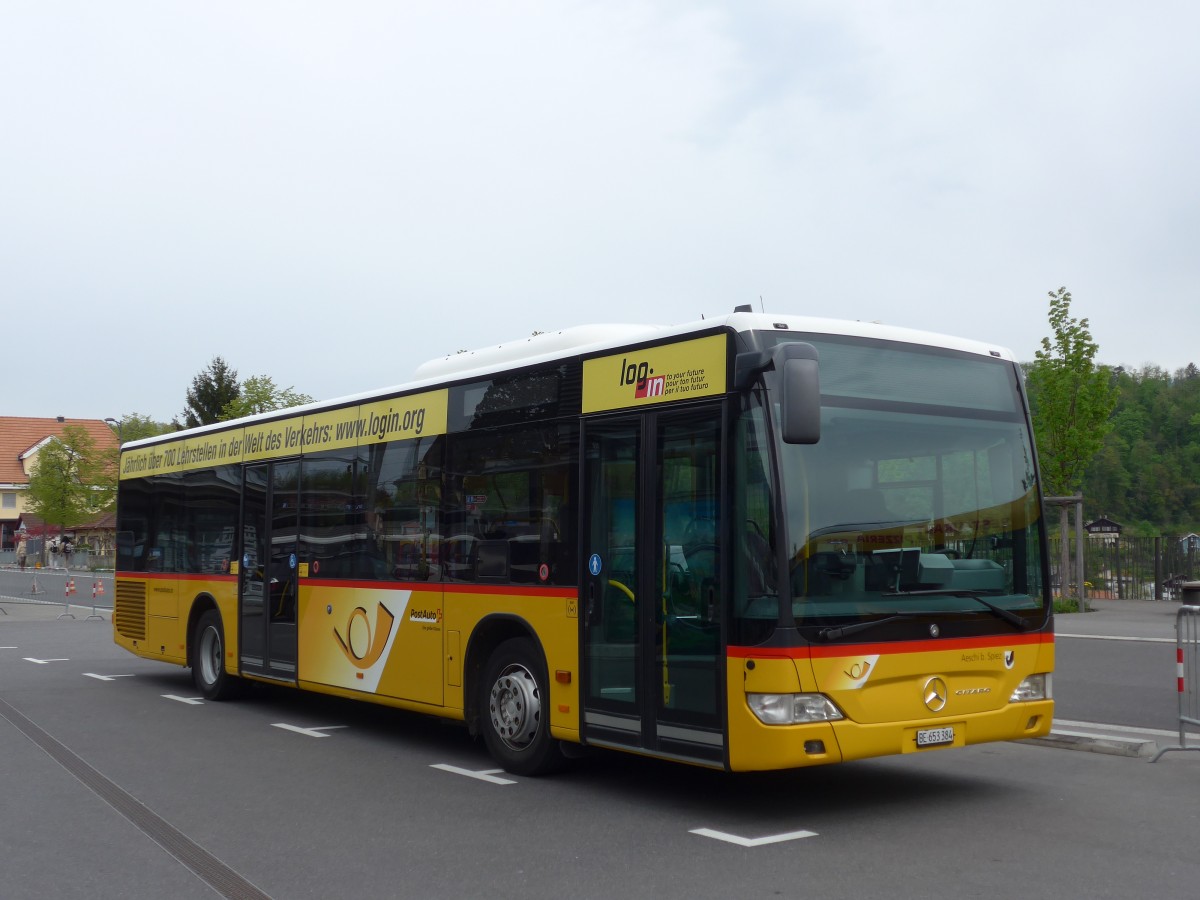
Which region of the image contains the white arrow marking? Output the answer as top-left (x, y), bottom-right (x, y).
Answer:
top-left (430, 764), bottom-right (517, 785)
top-left (162, 694), bottom-right (205, 705)
top-left (689, 828), bottom-right (818, 847)
top-left (23, 657), bottom-right (69, 664)
top-left (84, 673), bottom-right (136, 681)
top-left (271, 723), bottom-right (348, 738)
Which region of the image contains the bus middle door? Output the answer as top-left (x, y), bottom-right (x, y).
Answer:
top-left (581, 404), bottom-right (726, 767)
top-left (238, 461), bottom-right (299, 681)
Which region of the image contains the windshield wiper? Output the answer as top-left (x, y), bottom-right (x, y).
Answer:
top-left (884, 589), bottom-right (1033, 631)
top-left (818, 613), bottom-right (919, 641)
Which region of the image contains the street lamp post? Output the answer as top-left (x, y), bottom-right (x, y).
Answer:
top-left (104, 417), bottom-right (124, 444)
top-left (103, 418), bottom-right (124, 562)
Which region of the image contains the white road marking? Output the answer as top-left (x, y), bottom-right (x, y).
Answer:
top-left (430, 764), bottom-right (517, 785)
top-left (271, 723), bottom-right (348, 737)
top-left (689, 828), bottom-right (818, 847)
top-left (23, 657), bottom-right (69, 664)
top-left (162, 694), bottom-right (205, 705)
top-left (1053, 719), bottom-right (1193, 739)
top-left (83, 673), bottom-right (136, 681)
top-left (1057, 633), bottom-right (1173, 644)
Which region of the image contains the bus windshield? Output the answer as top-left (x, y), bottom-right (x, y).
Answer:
top-left (751, 333), bottom-right (1048, 636)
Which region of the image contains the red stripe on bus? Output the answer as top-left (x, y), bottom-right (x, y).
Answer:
top-left (116, 571), bottom-right (236, 583)
top-left (116, 571), bottom-right (575, 598)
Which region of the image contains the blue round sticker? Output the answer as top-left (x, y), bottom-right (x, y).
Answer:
top-left (289, 553), bottom-right (297, 570)
top-left (588, 553), bottom-right (603, 576)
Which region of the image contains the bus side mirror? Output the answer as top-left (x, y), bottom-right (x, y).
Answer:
top-left (776, 343), bottom-right (820, 444)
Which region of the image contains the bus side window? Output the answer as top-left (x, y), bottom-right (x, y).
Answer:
top-left (359, 438), bottom-right (442, 583)
top-left (476, 540), bottom-right (509, 581)
top-left (444, 423), bottom-right (577, 586)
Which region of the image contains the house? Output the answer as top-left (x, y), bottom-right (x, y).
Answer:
top-left (71, 510), bottom-right (118, 556)
top-left (1084, 515), bottom-right (1123, 546)
top-left (1, 416), bottom-right (120, 550)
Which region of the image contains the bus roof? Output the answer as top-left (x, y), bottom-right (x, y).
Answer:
top-left (413, 312), bottom-right (1016, 381)
top-left (124, 311), bottom-right (1016, 449)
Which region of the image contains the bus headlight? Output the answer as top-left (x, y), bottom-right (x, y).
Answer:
top-left (1010, 673), bottom-right (1052, 702)
top-left (747, 693), bottom-right (845, 725)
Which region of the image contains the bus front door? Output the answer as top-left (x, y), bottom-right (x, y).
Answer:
top-left (238, 461), bottom-right (299, 681)
top-left (582, 405), bottom-right (725, 766)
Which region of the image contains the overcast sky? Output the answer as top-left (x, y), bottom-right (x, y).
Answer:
top-left (4, 1), bottom-right (1198, 424)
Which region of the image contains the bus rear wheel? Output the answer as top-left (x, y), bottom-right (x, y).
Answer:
top-left (480, 637), bottom-right (565, 776)
top-left (192, 610), bottom-right (243, 701)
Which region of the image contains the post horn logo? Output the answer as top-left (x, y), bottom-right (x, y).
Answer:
top-left (334, 603), bottom-right (396, 669)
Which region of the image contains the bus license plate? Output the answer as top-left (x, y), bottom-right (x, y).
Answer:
top-left (917, 726), bottom-right (955, 747)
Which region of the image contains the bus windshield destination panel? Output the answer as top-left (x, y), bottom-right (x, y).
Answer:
top-left (114, 312), bottom-right (1054, 775)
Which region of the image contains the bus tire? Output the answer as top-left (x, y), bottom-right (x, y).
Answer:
top-left (192, 609), bottom-right (243, 701)
top-left (480, 637), bottom-right (565, 776)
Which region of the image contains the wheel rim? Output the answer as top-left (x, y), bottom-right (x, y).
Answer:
top-left (199, 624), bottom-right (222, 687)
top-left (488, 663), bottom-right (541, 752)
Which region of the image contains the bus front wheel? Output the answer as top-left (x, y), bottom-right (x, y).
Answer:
top-left (480, 637), bottom-right (564, 776)
top-left (192, 610), bottom-right (243, 701)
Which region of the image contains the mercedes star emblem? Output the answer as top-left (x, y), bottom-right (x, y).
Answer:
top-left (923, 676), bottom-right (948, 712)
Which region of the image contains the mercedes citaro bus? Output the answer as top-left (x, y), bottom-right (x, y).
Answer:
top-left (114, 309), bottom-right (1053, 774)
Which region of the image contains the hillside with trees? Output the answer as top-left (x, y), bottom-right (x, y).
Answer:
top-left (1077, 364), bottom-right (1200, 534)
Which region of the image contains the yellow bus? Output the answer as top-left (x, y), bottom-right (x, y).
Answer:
top-left (114, 310), bottom-right (1053, 774)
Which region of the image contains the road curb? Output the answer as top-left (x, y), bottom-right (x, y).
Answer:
top-left (1022, 728), bottom-right (1158, 758)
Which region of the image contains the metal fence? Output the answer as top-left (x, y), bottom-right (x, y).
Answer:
top-left (0, 566), bottom-right (114, 616)
top-left (1150, 605), bottom-right (1200, 762)
top-left (0, 548), bottom-right (115, 571)
top-left (1048, 534), bottom-right (1199, 601)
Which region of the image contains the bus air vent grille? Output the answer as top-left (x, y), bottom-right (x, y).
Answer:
top-left (114, 581), bottom-right (147, 641)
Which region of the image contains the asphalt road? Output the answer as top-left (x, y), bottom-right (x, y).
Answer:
top-left (0, 568), bottom-right (113, 616)
top-left (1054, 599), bottom-right (1187, 732)
top-left (2, 589), bottom-right (1198, 899)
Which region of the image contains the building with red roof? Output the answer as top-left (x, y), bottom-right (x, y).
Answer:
top-left (1, 416), bottom-right (120, 550)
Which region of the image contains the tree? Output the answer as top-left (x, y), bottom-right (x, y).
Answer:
top-left (110, 413), bottom-right (175, 444)
top-left (183, 356), bottom-right (240, 427)
top-left (220, 375), bottom-right (313, 420)
top-left (1026, 287), bottom-right (1119, 496)
top-left (25, 426), bottom-right (114, 555)
top-left (102, 413), bottom-right (176, 487)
